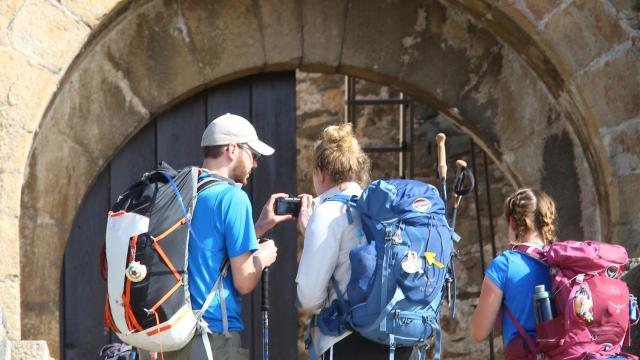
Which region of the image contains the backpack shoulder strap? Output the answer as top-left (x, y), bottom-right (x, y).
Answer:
top-left (197, 177), bottom-right (224, 194)
top-left (501, 304), bottom-right (538, 355)
top-left (323, 194), bottom-right (359, 224)
top-left (511, 244), bottom-right (549, 265)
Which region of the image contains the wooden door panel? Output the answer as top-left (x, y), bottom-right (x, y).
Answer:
top-left (157, 93), bottom-right (206, 169)
top-left (206, 78), bottom-right (252, 123)
top-left (250, 72), bottom-right (298, 360)
top-left (110, 123), bottom-right (157, 200)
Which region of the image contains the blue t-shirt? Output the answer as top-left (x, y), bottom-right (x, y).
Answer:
top-left (188, 174), bottom-right (258, 333)
top-left (485, 248), bottom-right (551, 346)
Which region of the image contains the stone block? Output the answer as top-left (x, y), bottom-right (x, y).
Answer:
top-left (0, 306), bottom-right (10, 359)
top-left (11, 340), bottom-right (52, 360)
top-left (609, 0), bottom-right (640, 30)
top-left (20, 218), bottom-right (65, 357)
top-left (601, 117), bottom-right (640, 176)
top-left (61, 0), bottom-right (123, 27)
top-left (10, 0), bottom-right (89, 72)
top-left (494, 47), bottom-right (560, 152)
top-left (20, 219), bottom-right (66, 306)
top-left (256, 0), bottom-right (302, 70)
top-left (101, 0), bottom-right (266, 113)
top-left (502, 135), bottom-right (545, 186)
top-left (542, 0), bottom-right (628, 73)
top-left (0, 0), bottom-right (22, 46)
top-left (614, 224), bottom-right (640, 258)
top-left (541, 130), bottom-right (584, 240)
top-left (520, 0), bottom-right (561, 22)
top-left (0, 278), bottom-right (20, 340)
top-left (0, 217), bottom-right (19, 276)
top-left (341, 0), bottom-right (435, 82)
top-left (300, 0), bottom-right (348, 72)
top-left (578, 47), bottom-right (640, 129)
top-left (0, 171), bottom-right (22, 219)
top-left (0, 47), bottom-right (57, 131)
top-left (616, 173), bottom-right (640, 229)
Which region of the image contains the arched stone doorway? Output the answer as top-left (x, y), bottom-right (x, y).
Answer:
top-left (18, 0), bottom-right (631, 356)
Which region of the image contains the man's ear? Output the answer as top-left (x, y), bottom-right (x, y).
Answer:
top-left (226, 144), bottom-right (237, 161)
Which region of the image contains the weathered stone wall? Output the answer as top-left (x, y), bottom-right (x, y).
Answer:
top-left (1, 0), bottom-right (124, 350)
top-left (1, 0), bottom-right (639, 357)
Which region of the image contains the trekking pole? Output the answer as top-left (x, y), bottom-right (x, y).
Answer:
top-left (436, 133), bottom-right (448, 206)
top-left (261, 266), bottom-right (270, 360)
top-left (450, 160), bottom-right (475, 230)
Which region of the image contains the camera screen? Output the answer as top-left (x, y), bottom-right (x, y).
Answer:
top-left (275, 198), bottom-right (301, 216)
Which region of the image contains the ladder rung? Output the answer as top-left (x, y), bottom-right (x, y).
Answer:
top-left (363, 144), bottom-right (406, 153)
top-left (347, 98), bottom-right (410, 106)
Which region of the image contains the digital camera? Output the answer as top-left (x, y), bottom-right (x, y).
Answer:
top-left (274, 197), bottom-right (301, 216)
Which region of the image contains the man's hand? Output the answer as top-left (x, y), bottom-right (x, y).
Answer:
top-left (230, 240), bottom-right (278, 295)
top-left (297, 194), bottom-right (313, 235)
top-left (255, 193), bottom-right (294, 238)
top-left (253, 239), bottom-right (278, 271)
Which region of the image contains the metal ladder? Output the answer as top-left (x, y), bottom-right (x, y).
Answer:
top-left (344, 76), bottom-right (415, 179)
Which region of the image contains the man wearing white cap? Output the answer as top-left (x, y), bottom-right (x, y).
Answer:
top-left (165, 113), bottom-right (293, 360)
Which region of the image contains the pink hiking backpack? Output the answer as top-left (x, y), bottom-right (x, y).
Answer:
top-left (504, 240), bottom-right (639, 360)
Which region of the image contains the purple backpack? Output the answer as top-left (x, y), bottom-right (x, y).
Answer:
top-left (504, 241), bottom-right (639, 360)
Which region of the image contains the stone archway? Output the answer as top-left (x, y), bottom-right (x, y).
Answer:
top-left (16, 0), bottom-right (637, 356)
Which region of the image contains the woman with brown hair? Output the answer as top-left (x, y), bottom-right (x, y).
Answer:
top-left (295, 123), bottom-right (412, 359)
top-left (469, 188), bottom-right (557, 357)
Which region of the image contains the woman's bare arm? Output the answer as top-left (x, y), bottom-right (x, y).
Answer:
top-left (470, 277), bottom-right (504, 342)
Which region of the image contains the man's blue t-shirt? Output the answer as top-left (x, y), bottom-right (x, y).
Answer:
top-left (189, 174), bottom-right (258, 333)
top-left (485, 247), bottom-right (551, 346)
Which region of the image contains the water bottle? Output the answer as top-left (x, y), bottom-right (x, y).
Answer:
top-left (533, 284), bottom-right (554, 324)
top-left (631, 295), bottom-right (639, 323)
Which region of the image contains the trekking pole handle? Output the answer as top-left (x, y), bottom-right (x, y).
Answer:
top-left (455, 160), bottom-right (467, 177)
top-left (453, 160), bottom-right (467, 208)
top-left (436, 133), bottom-right (447, 181)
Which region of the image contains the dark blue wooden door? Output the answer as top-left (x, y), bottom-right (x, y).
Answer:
top-left (62, 72), bottom-right (298, 360)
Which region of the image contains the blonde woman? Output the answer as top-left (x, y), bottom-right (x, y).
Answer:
top-left (296, 124), bottom-right (412, 359)
top-left (470, 188), bottom-right (557, 359)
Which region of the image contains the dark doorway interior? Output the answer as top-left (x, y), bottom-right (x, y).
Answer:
top-left (62, 72), bottom-right (298, 360)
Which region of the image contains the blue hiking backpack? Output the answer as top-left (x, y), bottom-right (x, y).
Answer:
top-left (312, 179), bottom-right (458, 360)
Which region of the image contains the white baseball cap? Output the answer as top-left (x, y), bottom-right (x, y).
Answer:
top-left (201, 113), bottom-right (275, 156)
